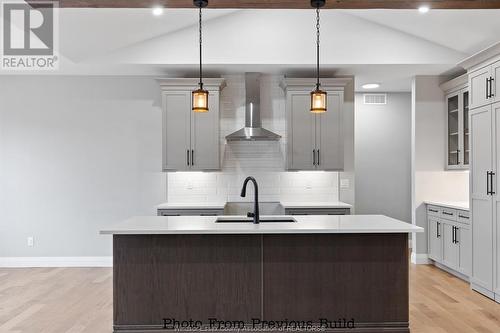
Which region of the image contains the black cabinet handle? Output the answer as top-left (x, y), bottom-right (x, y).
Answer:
top-left (317, 149), bottom-right (320, 166)
top-left (452, 226), bottom-right (456, 244)
top-left (187, 149), bottom-right (190, 166)
top-left (429, 209), bottom-right (438, 213)
top-left (491, 171), bottom-right (496, 195)
top-left (442, 211), bottom-right (453, 216)
top-left (457, 149), bottom-right (460, 165)
top-left (490, 77), bottom-right (495, 98)
top-left (191, 150), bottom-right (194, 166)
top-left (436, 222), bottom-right (440, 238)
top-left (458, 214), bottom-right (469, 219)
top-left (487, 77), bottom-right (491, 99)
top-left (487, 171), bottom-right (491, 195)
top-left (313, 149), bottom-right (316, 166)
top-left (455, 227), bottom-right (460, 244)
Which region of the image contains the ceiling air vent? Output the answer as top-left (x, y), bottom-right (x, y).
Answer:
top-left (363, 93), bottom-right (387, 105)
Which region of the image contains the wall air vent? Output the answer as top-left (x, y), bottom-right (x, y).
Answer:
top-left (363, 93), bottom-right (387, 105)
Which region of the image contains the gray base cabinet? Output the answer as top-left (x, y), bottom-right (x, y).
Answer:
top-left (158, 208), bottom-right (224, 216)
top-left (427, 204), bottom-right (471, 279)
top-left (284, 207), bottom-right (350, 215)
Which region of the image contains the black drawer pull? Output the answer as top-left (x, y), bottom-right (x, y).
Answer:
top-left (429, 209), bottom-right (439, 213)
top-left (458, 215), bottom-right (469, 219)
top-left (442, 212), bottom-right (453, 216)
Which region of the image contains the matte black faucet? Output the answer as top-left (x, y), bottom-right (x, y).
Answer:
top-left (240, 176), bottom-right (260, 224)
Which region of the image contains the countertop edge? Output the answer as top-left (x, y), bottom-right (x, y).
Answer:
top-left (424, 201), bottom-right (469, 211)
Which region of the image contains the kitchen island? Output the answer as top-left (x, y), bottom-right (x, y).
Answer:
top-left (101, 215), bottom-right (422, 333)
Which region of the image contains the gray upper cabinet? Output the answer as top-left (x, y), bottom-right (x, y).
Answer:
top-left (318, 92), bottom-right (344, 170)
top-left (469, 67), bottom-right (491, 109)
top-left (281, 78), bottom-right (349, 171)
top-left (441, 75), bottom-right (469, 169)
top-left (469, 60), bottom-right (499, 110)
top-left (494, 60), bottom-right (500, 104)
top-left (158, 78), bottom-right (225, 172)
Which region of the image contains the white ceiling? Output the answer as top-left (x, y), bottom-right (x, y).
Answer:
top-left (4, 7), bottom-right (500, 91)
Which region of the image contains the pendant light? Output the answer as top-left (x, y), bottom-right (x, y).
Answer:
top-left (192, 0), bottom-right (209, 113)
top-left (310, 0), bottom-right (327, 113)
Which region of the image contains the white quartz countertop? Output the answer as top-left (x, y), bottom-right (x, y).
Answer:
top-left (281, 201), bottom-right (352, 209)
top-left (157, 202), bottom-right (226, 209)
top-left (425, 200), bottom-right (469, 211)
top-left (100, 215), bottom-right (423, 235)
top-left (156, 201), bottom-right (352, 210)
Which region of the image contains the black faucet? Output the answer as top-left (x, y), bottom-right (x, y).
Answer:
top-left (240, 176), bottom-right (260, 224)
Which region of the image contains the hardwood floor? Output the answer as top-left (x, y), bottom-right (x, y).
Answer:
top-left (0, 264), bottom-right (499, 332)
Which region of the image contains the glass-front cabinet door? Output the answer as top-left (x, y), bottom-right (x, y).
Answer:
top-left (446, 89), bottom-right (469, 169)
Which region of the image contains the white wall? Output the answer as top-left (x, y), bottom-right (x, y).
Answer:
top-left (167, 75), bottom-right (340, 203)
top-left (0, 76), bottom-right (165, 258)
top-left (412, 76), bottom-right (469, 258)
top-left (355, 93), bottom-right (411, 222)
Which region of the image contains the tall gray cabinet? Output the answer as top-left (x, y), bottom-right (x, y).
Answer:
top-left (461, 44), bottom-right (500, 302)
top-left (158, 78), bottom-right (225, 171)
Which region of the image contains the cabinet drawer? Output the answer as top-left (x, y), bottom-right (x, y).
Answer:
top-left (157, 209), bottom-right (224, 216)
top-left (441, 208), bottom-right (457, 221)
top-left (285, 208), bottom-right (350, 216)
top-left (427, 205), bottom-right (442, 217)
top-left (457, 210), bottom-right (470, 224)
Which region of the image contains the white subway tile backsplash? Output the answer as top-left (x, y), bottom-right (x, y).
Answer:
top-left (167, 74), bottom-right (339, 204)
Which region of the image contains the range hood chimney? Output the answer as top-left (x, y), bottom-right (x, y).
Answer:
top-left (226, 73), bottom-right (281, 141)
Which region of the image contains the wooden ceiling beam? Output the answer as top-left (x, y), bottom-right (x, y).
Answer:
top-left (26, 0), bottom-right (500, 9)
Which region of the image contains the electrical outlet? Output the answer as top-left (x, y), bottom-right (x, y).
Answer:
top-left (27, 236), bottom-right (34, 247)
top-left (340, 179), bottom-right (350, 189)
top-left (186, 180), bottom-right (193, 190)
top-left (305, 180), bottom-right (312, 189)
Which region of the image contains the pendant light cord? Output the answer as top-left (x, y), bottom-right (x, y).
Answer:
top-left (316, 7), bottom-right (320, 90)
top-left (199, 6), bottom-right (203, 89)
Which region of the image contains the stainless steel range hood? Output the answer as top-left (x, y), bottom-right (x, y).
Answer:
top-left (226, 73), bottom-right (281, 141)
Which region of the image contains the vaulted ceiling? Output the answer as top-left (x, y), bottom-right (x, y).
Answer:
top-left (4, 5), bottom-right (500, 91)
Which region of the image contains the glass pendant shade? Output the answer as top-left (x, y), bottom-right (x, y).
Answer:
top-left (310, 88), bottom-right (327, 113)
top-left (192, 88), bottom-right (209, 113)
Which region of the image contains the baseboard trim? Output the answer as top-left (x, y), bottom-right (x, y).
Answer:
top-left (0, 256), bottom-right (112, 268)
top-left (434, 262), bottom-right (469, 282)
top-left (410, 252), bottom-right (430, 265)
top-left (470, 282), bottom-right (495, 300)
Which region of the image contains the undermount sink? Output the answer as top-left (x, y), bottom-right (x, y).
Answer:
top-left (215, 216), bottom-right (297, 223)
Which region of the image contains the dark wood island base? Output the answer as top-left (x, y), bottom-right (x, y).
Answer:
top-left (113, 233), bottom-right (409, 333)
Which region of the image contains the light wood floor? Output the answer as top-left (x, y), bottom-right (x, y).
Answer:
top-left (0, 264), bottom-right (499, 332)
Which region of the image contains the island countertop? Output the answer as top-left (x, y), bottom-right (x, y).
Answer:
top-left (100, 214), bottom-right (423, 235)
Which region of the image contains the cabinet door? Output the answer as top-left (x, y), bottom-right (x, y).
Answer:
top-left (457, 226), bottom-right (471, 276)
top-left (470, 105), bottom-right (494, 290)
top-left (493, 102), bottom-right (500, 294)
top-left (163, 91), bottom-right (191, 171)
top-left (316, 91), bottom-right (344, 170)
top-left (442, 223), bottom-right (459, 270)
top-left (191, 91), bottom-right (220, 170)
top-left (493, 60), bottom-right (500, 104)
top-left (428, 217), bottom-right (442, 262)
top-left (446, 91), bottom-right (461, 167)
top-left (288, 92), bottom-right (316, 170)
top-left (463, 90), bottom-right (470, 166)
top-left (469, 67), bottom-right (491, 109)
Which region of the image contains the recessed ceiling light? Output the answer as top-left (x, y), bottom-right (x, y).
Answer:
top-left (418, 5), bottom-right (430, 13)
top-left (362, 83), bottom-right (380, 89)
top-left (152, 7), bottom-right (164, 16)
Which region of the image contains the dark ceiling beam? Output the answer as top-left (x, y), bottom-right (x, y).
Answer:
top-left (26, 0), bottom-right (500, 9)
